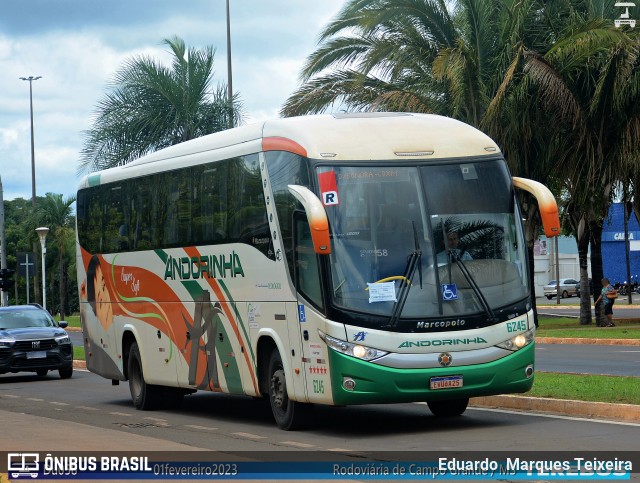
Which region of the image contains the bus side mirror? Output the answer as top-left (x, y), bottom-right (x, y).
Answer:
top-left (287, 185), bottom-right (331, 255)
top-left (512, 177), bottom-right (560, 238)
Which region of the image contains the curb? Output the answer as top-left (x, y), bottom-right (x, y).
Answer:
top-left (537, 337), bottom-right (640, 345)
top-left (470, 395), bottom-right (640, 423)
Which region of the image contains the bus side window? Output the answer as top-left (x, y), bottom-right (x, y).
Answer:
top-left (294, 213), bottom-right (323, 309)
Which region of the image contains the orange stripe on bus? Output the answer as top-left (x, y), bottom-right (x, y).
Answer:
top-left (183, 247), bottom-right (260, 394)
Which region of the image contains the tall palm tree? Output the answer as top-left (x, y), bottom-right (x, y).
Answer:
top-left (37, 193), bottom-right (76, 320)
top-left (79, 36), bottom-right (244, 174)
top-left (512, 20), bottom-right (639, 324)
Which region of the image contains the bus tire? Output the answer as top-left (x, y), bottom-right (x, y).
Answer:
top-left (268, 349), bottom-right (308, 430)
top-left (128, 342), bottom-right (159, 410)
top-left (427, 398), bottom-right (469, 417)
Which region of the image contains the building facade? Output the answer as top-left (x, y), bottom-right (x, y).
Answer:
top-left (601, 202), bottom-right (640, 286)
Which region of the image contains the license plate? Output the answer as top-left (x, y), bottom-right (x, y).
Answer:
top-left (430, 375), bottom-right (463, 390)
top-left (27, 351), bottom-right (46, 359)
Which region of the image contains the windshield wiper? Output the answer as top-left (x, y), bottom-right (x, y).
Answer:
top-left (388, 222), bottom-right (422, 329)
top-left (451, 254), bottom-right (497, 323)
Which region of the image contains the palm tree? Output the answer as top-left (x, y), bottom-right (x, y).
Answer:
top-left (79, 36), bottom-right (244, 174)
top-left (37, 193), bottom-right (76, 320)
top-left (516, 21), bottom-right (639, 325)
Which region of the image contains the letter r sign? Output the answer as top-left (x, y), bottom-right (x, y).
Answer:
top-left (323, 191), bottom-right (339, 205)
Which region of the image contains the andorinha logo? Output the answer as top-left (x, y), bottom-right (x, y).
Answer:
top-left (164, 252), bottom-right (245, 281)
top-left (398, 337), bottom-right (487, 348)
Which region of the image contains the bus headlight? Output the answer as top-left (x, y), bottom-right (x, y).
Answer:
top-left (319, 331), bottom-right (388, 361)
top-left (496, 329), bottom-right (535, 351)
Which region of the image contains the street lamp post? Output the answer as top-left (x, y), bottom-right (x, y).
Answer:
top-left (19, 76), bottom-right (42, 206)
top-left (226, 0), bottom-right (233, 127)
top-left (36, 227), bottom-right (49, 311)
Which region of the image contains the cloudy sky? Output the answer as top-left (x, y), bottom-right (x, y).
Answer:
top-left (0, 0), bottom-right (345, 201)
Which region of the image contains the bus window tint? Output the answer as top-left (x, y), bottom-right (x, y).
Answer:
top-left (265, 152), bottom-right (311, 283)
top-left (227, 155), bottom-right (273, 258)
top-left (76, 155), bottom-right (273, 257)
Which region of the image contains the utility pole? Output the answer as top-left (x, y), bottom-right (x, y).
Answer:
top-left (20, 75), bottom-right (42, 305)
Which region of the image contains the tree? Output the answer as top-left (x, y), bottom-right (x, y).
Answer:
top-left (37, 193), bottom-right (76, 319)
top-left (79, 36), bottom-right (244, 174)
top-left (513, 18), bottom-right (639, 325)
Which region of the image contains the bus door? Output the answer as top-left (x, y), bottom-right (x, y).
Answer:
top-left (291, 212), bottom-right (328, 403)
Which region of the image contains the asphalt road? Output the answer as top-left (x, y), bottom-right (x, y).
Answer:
top-left (536, 343), bottom-right (640, 376)
top-left (0, 369), bottom-right (638, 455)
top-left (536, 294), bottom-right (640, 319)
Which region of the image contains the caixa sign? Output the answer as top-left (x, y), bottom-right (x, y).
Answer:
top-left (602, 231), bottom-right (638, 242)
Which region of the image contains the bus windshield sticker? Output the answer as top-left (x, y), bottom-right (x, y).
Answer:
top-left (318, 170), bottom-right (339, 206)
top-left (367, 281), bottom-right (397, 303)
top-left (441, 284), bottom-right (459, 301)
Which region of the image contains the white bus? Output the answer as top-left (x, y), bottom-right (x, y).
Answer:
top-left (76, 113), bottom-right (559, 430)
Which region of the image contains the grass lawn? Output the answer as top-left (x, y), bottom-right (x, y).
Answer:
top-left (537, 317), bottom-right (640, 339)
top-left (530, 372), bottom-right (640, 405)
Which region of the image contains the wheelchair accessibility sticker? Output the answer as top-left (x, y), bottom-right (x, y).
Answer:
top-left (442, 284), bottom-right (458, 301)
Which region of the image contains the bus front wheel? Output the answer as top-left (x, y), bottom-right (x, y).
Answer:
top-left (128, 342), bottom-right (160, 410)
top-left (427, 398), bottom-right (469, 417)
top-left (268, 350), bottom-right (308, 430)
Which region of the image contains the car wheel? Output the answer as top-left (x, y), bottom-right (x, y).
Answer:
top-left (36, 369), bottom-right (48, 377)
top-left (562, 290), bottom-right (569, 298)
top-left (59, 366), bottom-right (73, 379)
top-left (268, 349), bottom-right (309, 430)
top-left (427, 398), bottom-right (469, 417)
top-left (128, 342), bottom-right (160, 410)
top-left (546, 295), bottom-right (553, 300)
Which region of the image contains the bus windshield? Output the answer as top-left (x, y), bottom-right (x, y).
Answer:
top-left (318, 160), bottom-right (529, 322)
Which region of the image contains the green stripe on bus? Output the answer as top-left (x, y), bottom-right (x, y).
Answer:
top-left (87, 174), bottom-right (101, 187)
top-left (180, 280), bottom-right (244, 395)
top-left (217, 279), bottom-right (256, 364)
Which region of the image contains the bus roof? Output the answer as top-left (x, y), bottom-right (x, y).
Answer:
top-left (78, 113), bottom-right (500, 189)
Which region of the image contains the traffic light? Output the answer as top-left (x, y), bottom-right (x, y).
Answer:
top-left (0, 268), bottom-right (15, 291)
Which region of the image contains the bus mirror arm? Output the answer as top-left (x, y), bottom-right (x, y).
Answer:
top-left (287, 185), bottom-right (332, 255)
top-left (512, 177), bottom-right (560, 238)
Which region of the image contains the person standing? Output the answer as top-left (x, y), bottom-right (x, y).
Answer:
top-left (594, 277), bottom-right (617, 327)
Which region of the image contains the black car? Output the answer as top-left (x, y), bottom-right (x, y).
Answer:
top-left (0, 305), bottom-right (73, 378)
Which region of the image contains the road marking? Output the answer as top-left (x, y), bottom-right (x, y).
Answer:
top-left (326, 448), bottom-right (355, 452)
top-left (470, 407), bottom-right (640, 427)
top-left (109, 411), bottom-right (133, 417)
top-left (279, 441), bottom-right (315, 448)
top-left (185, 424), bottom-right (219, 431)
top-left (3, 395), bottom-right (20, 399)
top-left (27, 398), bottom-right (44, 402)
top-left (50, 402), bottom-right (69, 406)
top-left (76, 406), bottom-right (99, 411)
top-left (144, 417), bottom-right (169, 423)
top-left (232, 432), bottom-right (267, 439)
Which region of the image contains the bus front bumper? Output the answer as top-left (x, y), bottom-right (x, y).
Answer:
top-left (328, 342), bottom-right (534, 406)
